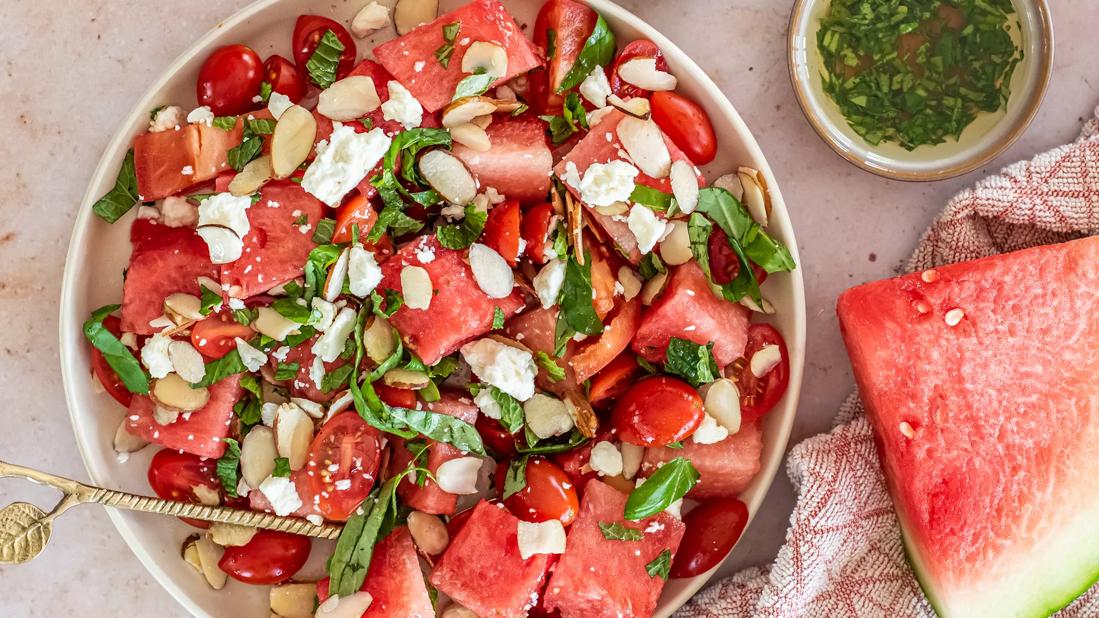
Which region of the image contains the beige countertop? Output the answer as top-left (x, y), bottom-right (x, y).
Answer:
top-left (1, 0), bottom-right (1096, 615)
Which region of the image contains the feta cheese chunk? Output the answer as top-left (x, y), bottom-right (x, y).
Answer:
top-left (140, 332), bottom-right (174, 379)
top-left (460, 339), bottom-right (537, 401)
top-left (474, 388), bottom-right (502, 420)
top-left (267, 91), bottom-right (293, 120)
top-left (627, 204), bottom-right (667, 255)
top-left (310, 298), bottom-right (337, 333)
top-left (567, 160), bottom-right (640, 208)
top-left (197, 192), bottom-right (253, 264)
top-left (186, 106), bottom-right (215, 127)
top-left (302, 124), bottom-right (392, 207)
top-left (311, 307), bottom-right (357, 363)
top-left (691, 412), bottom-right (730, 445)
top-left (579, 66), bottom-right (612, 108)
top-left (348, 245), bottom-right (383, 297)
top-left (381, 80), bottom-right (423, 130)
top-left (258, 476), bottom-right (302, 516)
top-left (434, 457), bottom-right (484, 494)
top-left (235, 337), bottom-right (268, 372)
top-left (517, 520), bottom-right (567, 560)
top-left (523, 394), bottom-right (574, 439)
top-left (149, 105), bottom-right (185, 132)
top-left (589, 441), bottom-right (624, 476)
top-left (533, 259), bottom-right (566, 309)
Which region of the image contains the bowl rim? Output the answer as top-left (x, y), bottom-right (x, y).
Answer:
top-left (58, 1), bottom-right (807, 616)
top-left (786, 0), bottom-right (1055, 182)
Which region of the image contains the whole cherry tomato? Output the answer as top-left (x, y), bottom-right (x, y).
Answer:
top-left (292, 16), bottom-right (357, 84)
top-left (90, 314), bottom-right (134, 407)
top-left (612, 376), bottom-right (705, 446)
top-left (218, 530), bottom-right (311, 585)
top-left (483, 200), bottom-right (522, 266)
top-left (196, 44), bottom-right (264, 116)
top-left (708, 227), bottom-right (768, 286)
top-left (262, 54), bottom-right (308, 102)
top-left (671, 498), bottom-right (749, 578)
top-left (477, 416), bottom-right (519, 458)
top-left (191, 315), bottom-right (254, 360)
top-left (521, 202), bottom-right (555, 264)
top-left (608, 40), bottom-right (669, 100)
top-left (147, 449), bottom-right (221, 528)
top-left (497, 457), bottom-right (580, 525)
top-left (651, 91), bottom-right (717, 165)
top-left (737, 324), bottom-right (790, 422)
top-left (298, 412), bottom-right (382, 521)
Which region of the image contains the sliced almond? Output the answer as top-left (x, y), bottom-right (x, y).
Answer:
top-left (351, 1), bottom-right (390, 38)
top-left (401, 265), bottom-right (433, 310)
top-left (323, 247), bottom-right (352, 303)
top-left (271, 105), bottom-right (317, 179)
top-left (593, 201), bottom-right (629, 217)
top-left (564, 191), bottom-right (584, 264)
top-left (470, 114), bottom-right (494, 130)
top-left (441, 96), bottom-right (501, 128)
top-left (168, 340), bottom-right (206, 383)
top-left (468, 243), bottom-right (515, 299)
top-left (564, 389), bottom-right (599, 438)
top-left (658, 220), bottom-right (692, 266)
top-left (182, 536), bottom-right (202, 572)
top-left (164, 293), bottom-right (204, 324)
top-left (240, 426), bottom-right (278, 488)
top-left (702, 378), bottom-right (742, 434)
top-left (394, 0), bottom-right (438, 35)
top-left (193, 484), bottom-right (220, 506)
top-left (254, 306), bottom-right (301, 342)
top-left (441, 605), bottom-right (479, 618)
top-left (737, 167), bottom-right (771, 227)
top-left (712, 173), bottom-right (744, 201)
top-left (114, 418), bottom-right (149, 454)
top-left (318, 76), bottom-right (382, 121)
top-left (740, 295), bottom-right (776, 315)
top-left (418, 149), bottom-right (477, 204)
top-left (274, 403), bottom-right (314, 471)
top-left (290, 397), bottom-right (326, 420)
top-left (382, 368), bottom-right (431, 390)
top-left (407, 510), bottom-right (450, 555)
top-left (640, 271), bottom-right (668, 306)
top-left (363, 315), bottom-right (397, 363)
top-left (620, 443), bottom-right (645, 480)
top-left (271, 582), bottom-right (318, 618)
top-left (669, 160), bottom-right (700, 214)
top-left (317, 591), bottom-right (374, 617)
top-left (617, 266), bottom-right (642, 301)
top-left (450, 122), bottom-right (491, 152)
top-left (617, 58), bottom-right (677, 91)
top-left (327, 391), bottom-right (354, 419)
top-left (616, 117), bottom-right (671, 179)
top-left (153, 405), bottom-right (180, 426)
top-left (209, 523), bottom-right (258, 547)
top-left (195, 535), bottom-right (228, 590)
top-left (607, 94), bottom-right (651, 120)
top-left (229, 155), bottom-right (273, 196)
top-left (434, 457), bottom-right (484, 494)
top-left (462, 41), bottom-right (508, 78)
top-left (152, 374), bottom-right (210, 412)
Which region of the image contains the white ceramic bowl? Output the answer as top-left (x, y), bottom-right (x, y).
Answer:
top-left (59, 1), bottom-right (806, 616)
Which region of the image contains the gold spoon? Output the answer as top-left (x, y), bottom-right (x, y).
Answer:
top-left (0, 459), bottom-right (342, 564)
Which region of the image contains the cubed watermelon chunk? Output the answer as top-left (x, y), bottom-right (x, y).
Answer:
top-left (393, 392), bottom-right (480, 515)
top-left (316, 527), bottom-right (435, 618)
top-left (452, 116), bottom-right (553, 204)
top-left (220, 181), bottom-right (324, 299)
top-left (543, 480), bottom-right (685, 618)
top-left (373, 0), bottom-right (542, 112)
top-left (125, 375), bottom-right (242, 458)
top-left (134, 121), bottom-right (244, 201)
top-left (631, 261), bottom-right (749, 369)
top-left (837, 236), bottom-right (1099, 618)
top-left (642, 421), bottom-right (762, 500)
top-left (121, 219), bottom-right (218, 335)
top-left (431, 500), bottom-right (553, 617)
top-left (378, 236), bottom-right (527, 365)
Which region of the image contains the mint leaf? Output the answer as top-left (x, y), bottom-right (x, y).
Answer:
top-left (216, 438), bottom-right (242, 498)
top-left (199, 284), bottom-right (222, 316)
top-left (312, 218), bottom-right (336, 244)
top-left (274, 362), bottom-right (300, 381)
top-left (599, 522), bottom-right (645, 541)
top-left (306, 30), bottom-right (345, 89)
top-left (489, 386), bottom-right (524, 434)
top-left (492, 306), bottom-right (506, 330)
top-left (630, 185), bottom-right (674, 211)
top-left (503, 456), bottom-right (529, 499)
top-left (436, 205), bottom-right (488, 249)
top-left (228, 137), bottom-right (262, 172)
top-left (625, 457), bottom-right (698, 520)
top-left (92, 150), bottom-right (141, 224)
top-left (271, 297), bottom-right (314, 324)
top-left (453, 72), bottom-right (496, 101)
top-left (558, 254), bottom-right (604, 337)
top-left (535, 351), bottom-right (566, 383)
top-left (192, 348), bottom-right (250, 388)
top-left (646, 549), bottom-right (672, 579)
top-left (557, 15), bottom-right (616, 93)
top-left (83, 305), bottom-right (149, 394)
top-left (664, 338), bottom-right (720, 387)
top-left (435, 21), bottom-right (462, 68)
top-left (212, 116), bottom-right (238, 131)
top-left (321, 364), bottom-right (354, 393)
top-left (303, 244), bottom-right (343, 302)
top-left (540, 92), bottom-right (588, 144)
top-left (272, 457), bottom-right (291, 478)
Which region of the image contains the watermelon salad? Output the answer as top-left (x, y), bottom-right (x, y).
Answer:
top-left (83, 1), bottom-right (797, 616)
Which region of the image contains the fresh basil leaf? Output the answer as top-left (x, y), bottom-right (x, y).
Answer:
top-left (192, 348), bottom-right (249, 388)
top-left (503, 456), bottom-right (529, 499)
top-left (82, 305), bottom-right (149, 394)
top-left (558, 254), bottom-right (604, 337)
top-left (492, 306), bottom-right (506, 330)
top-left (638, 252), bottom-right (667, 281)
top-left (630, 185), bottom-right (674, 211)
top-left (233, 307), bottom-right (258, 326)
top-left (247, 118), bottom-right (277, 136)
top-left (322, 364), bottom-right (354, 393)
top-left (511, 103), bottom-right (530, 117)
top-left (312, 218), bottom-right (336, 244)
top-left (539, 92), bottom-right (589, 144)
top-left (535, 351), bottom-right (566, 383)
top-left (328, 473), bottom-right (403, 597)
top-left (625, 457), bottom-right (698, 520)
top-left (646, 549), bottom-right (672, 579)
top-left (599, 522), bottom-right (645, 541)
top-left (664, 338), bottom-right (720, 387)
top-left (272, 457), bottom-right (291, 478)
top-left (489, 386), bottom-right (524, 434)
top-left (216, 438), bottom-right (242, 498)
top-left (199, 284), bottom-right (222, 316)
top-left (228, 136), bottom-right (262, 172)
top-left (303, 244), bottom-right (343, 302)
top-left (274, 362), bottom-right (300, 381)
top-left (557, 15), bottom-right (616, 93)
top-left (517, 429), bottom-right (588, 455)
top-left (388, 406), bottom-right (485, 456)
top-left (239, 373), bottom-right (262, 398)
top-left (429, 355), bottom-right (459, 379)
top-left (234, 395), bottom-right (262, 429)
top-left (552, 221), bottom-right (569, 259)
top-left (695, 187), bottom-right (795, 282)
top-left (92, 150), bottom-right (141, 224)
top-left (284, 325), bottom-right (316, 348)
top-left (272, 297), bottom-right (314, 324)
top-left (666, 441), bottom-right (684, 449)
top-left (436, 205), bottom-right (488, 249)
top-left (453, 72), bottom-right (496, 101)
top-left (212, 116), bottom-right (238, 131)
top-left (371, 289), bottom-right (404, 318)
top-left (546, 28), bottom-right (557, 61)
top-left (306, 30), bottom-right (345, 89)
top-left (259, 81), bottom-right (273, 103)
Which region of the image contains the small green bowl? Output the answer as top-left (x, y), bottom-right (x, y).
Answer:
top-left (787, 0), bottom-right (1054, 181)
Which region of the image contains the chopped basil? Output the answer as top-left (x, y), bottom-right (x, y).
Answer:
top-left (435, 21), bottom-right (462, 68)
top-left (371, 289), bottom-right (404, 318)
top-left (284, 325), bottom-right (316, 348)
top-left (599, 522), bottom-right (645, 541)
top-left (274, 362), bottom-right (300, 381)
top-left (216, 438), bottom-right (242, 498)
top-left (306, 30), bottom-right (345, 89)
top-left (92, 150), bottom-right (141, 224)
top-left (233, 374), bottom-right (263, 429)
top-left (312, 217), bottom-right (336, 244)
top-left (387, 406), bottom-right (485, 456)
top-left (192, 348), bottom-right (249, 388)
top-left (646, 549), bottom-right (672, 579)
top-left (232, 307), bottom-right (258, 326)
top-left (303, 244), bottom-right (342, 302)
top-left (624, 457), bottom-right (698, 520)
top-left (511, 103), bottom-right (530, 117)
top-left (436, 205), bottom-right (488, 249)
top-left (321, 364), bottom-right (354, 393)
top-left (199, 284), bottom-right (222, 316)
top-left (272, 457), bottom-right (291, 478)
top-left (546, 29), bottom-right (558, 61)
top-left (539, 92), bottom-right (589, 144)
top-left (212, 116), bottom-right (238, 131)
top-left (557, 254), bottom-right (604, 343)
top-left (535, 351), bottom-right (566, 383)
top-left (630, 185), bottom-right (674, 211)
top-left (247, 118), bottom-right (277, 135)
top-left (82, 305), bottom-right (149, 394)
top-left (636, 356), bottom-right (659, 374)
top-left (259, 81), bottom-right (273, 103)
top-left (557, 15), bottom-right (616, 93)
top-left (370, 129), bottom-right (452, 242)
top-left (359, 116), bottom-right (374, 131)
top-left (502, 456), bottom-right (529, 499)
top-left (492, 306), bottom-right (506, 330)
top-left (487, 386), bottom-right (524, 434)
top-left (442, 21), bottom-right (462, 41)
top-left (227, 136), bottom-right (262, 172)
top-left (453, 71), bottom-right (496, 101)
top-left (666, 441), bottom-right (684, 449)
top-left (517, 429), bottom-right (588, 455)
top-left (271, 297), bottom-right (314, 324)
top-left (696, 188), bottom-right (795, 274)
top-left (664, 338), bottom-right (720, 387)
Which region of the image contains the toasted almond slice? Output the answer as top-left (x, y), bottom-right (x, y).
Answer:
top-left (407, 510), bottom-right (450, 555)
top-left (351, 1), bottom-right (390, 38)
top-left (229, 155), bottom-right (273, 196)
top-left (153, 405), bottom-right (180, 426)
top-left (440, 605), bottom-right (479, 618)
top-left (318, 76), bottom-right (382, 121)
top-left (114, 418), bottom-right (149, 453)
top-left (564, 389), bottom-right (599, 438)
top-left (640, 271), bottom-right (668, 306)
top-left (441, 96), bottom-right (500, 128)
top-left (564, 191), bottom-right (584, 264)
top-left (152, 374), bottom-right (210, 412)
top-left (712, 172), bottom-right (744, 201)
top-left (617, 266), bottom-right (642, 301)
top-left (616, 116), bottom-right (671, 179)
top-left (418, 150), bottom-right (477, 204)
top-left (363, 315), bottom-right (397, 363)
top-left (182, 536), bottom-right (202, 572)
top-left (323, 247), bottom-right (352, 303)
top-left (394, 0), bottom-right (438, 35)
top-left (607, 94), bottom-right (651, 120)
top-left (164, 293), bottom-right (204, 324)
top-left (658, 220), bottom-right (692, 266)
top-left (168, 340), bottom-right (206, 383)
top-left (271, 105), bottom-right (317, 179)
top-left (290, 397), bottom-right (326, 419)
top-left (593, 201), bottom-right (629, 217)
top-left (274, 403), bottom-right (314, 471)
top-left (195, 535), bottom-right (228, 590)
top-left (401, 265), bottom-right (433, 310)
top-left (450, 122), bottom-right (491, 152)
top-left (209, 523), bottom-right (258, 547)
top-left (326, 391), bottom-right (354, 420)
top-left (383, 368), bottom-right (431, 390)
top-left (617, 58), bottom-right (677, 91)
top-left (702, 378), bottom-right (742, 434)
top-left (470, 114), bottom-right (494, 130)
top-left (469, 243), bottom-right (515, 299)
top-left (317, 591), bottom-right (374, 617)
top-left (198, 224), bottom-right (245, 265)
top-left (669, 160), bottom-right (700, 214)
top-left (620, 443), bottom-right (645, 480)
top-left (750, 344), bottom-right (783, 378)
top-left (435, 457), bottom-right (484, 494)
top-left (737, 167), bottom-right (771, 227)
top-left (254, 307), bottom-right (301, 342)
top-left (271, 582), bottom-right (318, 618)
top-left (240, 426), bottom-right (278, 488)
top-left (462, 41), bottom-right (508, 78)
top-left (740, 294), bottom-right (776, 314)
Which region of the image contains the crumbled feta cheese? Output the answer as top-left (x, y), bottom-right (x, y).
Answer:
top-left (414, 60), bottom-right (426, 72)
top-left (460, 339), bottom-right (537, 401)
top-left (568, 160), bottom-right (639, 207)
top-left (310, 298), bottom-right (337, 333)
top-left (434, 457), bottom-right (484, 494)
top-left (227, 297), bottom-right (247, 311)
top-left (523, 394), bottom-right (574, 439)
top-left (234, 337), bottom-right (268, 372)
top-left (533, 259), bottom-right (566, 309)
top-left (474, 388), bottom-right (502, 420)
top-left (197, 193), bottom-right (252, 264)
top-left (302, 124), bottom-right (392, 207)
top-left (159, 196), bottom-right (198, 228)
top-left (258, 476), bottom-right (302, 516)
top-left (310, 356), bottom-right (326, 390)
top-left (149, 105), bottom-right (185, 132)
top-left (484, 187), bottom-right (506, 204)
top-left (351, 1), bottom-right (390, 37)
top-left (311, 307), bottom-right (357, 363)
top-left (579, 66), bottom-right (612, 108)
top-left (517, 520), bottom-right (567, 560)
top-left (414, 238), bottom-right (436, 264)
top-left (627, 204), bottom-right (667, 254)
top-left (348, 246), bottom-right (383, 297)
top-left (181, 165), bottom-right (194, 176)
top-left (261, 402), bottom-right (280, 427)
top-left (440, 202), bottom-right (466, 220)
top-left (589, 441), bottom-right (624, 476)
top-left (334, 479), bottom-right (352, 491)
top-left (271, 346), bottom-right (290, 362)
top-left (691, 412), bottom-right (730, 444)
top-left (469, 243), bottom-right (515, 299)
top-left (186, 106), bottom-right (215, 127)
top-left (140, 332), bottom-right (174, 379)
top-left (644, 520), bottom-right (665, 534)
top-left (267, 92), bottom-right (293, 120)
top-left (381, 80), bottom-right (423, 130)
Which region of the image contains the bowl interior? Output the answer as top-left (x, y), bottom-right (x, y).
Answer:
top-left (788, 0), bottom-right (1052, 181)
top-left (59, 1), bottom-right (806, 616)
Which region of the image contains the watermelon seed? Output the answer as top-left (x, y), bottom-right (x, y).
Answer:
top-left (899, 421), bottom-right (916, 439)
top-left (921, 269), bottom-right (940, 283)
top-left (915, 300), bottom-right (932, 315)
top-left (944, 308), bottom-right (964, 327)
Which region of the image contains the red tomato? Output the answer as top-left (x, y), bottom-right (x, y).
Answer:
top-left (298, 412), bottom-right (382, 521)
top-left (483, 200), bottom-right (522, 266)
top-left (737, 324), bottom-right (790, 422)
top-left (292, 16), bottom-right (357, 83)
top-left (608, 40), bottom-right (669, 100)
top-left (374, 383), bottom-right (418, 409)
top-left (529, 0), bottom-right (599, 112)
top-left (218, 530), bottom-right (311, 585)
top-left (586, 353), bottom-right (640, 409)
top-left (671, 498), bottom-right (749, 578)
top-left (498, 458), bottom-right (580, 525)
top-left (708, 228), bottom-right (768, 286)
top-left (196, 45), bottom-right (264, 116)
top-left (612, 376), bottom-right (705, 446)
top-left (477, 416), bottom-right (518, 457)
top-left (90, 314), bottom-right (134, 407)
top-left (651, 91), bottom-right (717, 165)
top-left (521, 202), bottom-right (555, 264)
top-left (332, 192), bottom-right (378, 244)
top-left (191, 315), bottom-right (255, 360)
top-left (571, 299), bottom-right (641, 382)
top-left (147, 449), bottom-right (221, 528)
top-left (262, 54), bottom-right (308, 103)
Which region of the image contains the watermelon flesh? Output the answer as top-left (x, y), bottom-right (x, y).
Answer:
top-left (431, 500), bottom-right (553, 617)
top-left (394, 393), bottom-right (480, 515)
top-left (543, 480), bottom-right (685, 618)
top-left (126, 375), bottom-right (242, 459)
top-left (836, 236), bottom-right (1099, 618)
top-left (316, 527), bottom-right (435, 618)
top-left (134, 120), bottom-right (244, 201)
top-left (270, 336), bottom-right (348, 404)
top-left (452, 116), bottom-right (553, 204)
top-left (642, 421), bottom-right (762, 500)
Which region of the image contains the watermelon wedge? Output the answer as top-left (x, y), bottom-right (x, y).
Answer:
top-left (837, 236), bottom-right (1099, 618)
top-left (642, 421), bottom-right (762, 500)
top-left (315, 527), bottom-right (435, 618)
top-left (452, 116), bottom-right (553, 204)
top-left (394, 393), bottom-right (480, 515)
top-left (134, 120), bottom-right (245, 201)
top-left (543, 480), bottom-right (685, 618)
top-left (125, 374), bottom-right (242, 458)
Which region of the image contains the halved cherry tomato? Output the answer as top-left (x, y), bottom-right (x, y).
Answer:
top-left (651, 91), bottom-right (717, 165)
top-left (497, 457), bottom-right (580, 525)
top-left (612, 376), bottom-right (705, 446)
top-left (332, 192), bottom-right (378, 244)
top-left (586, 353), bottom-right (640, 409)
top-left (191, 315), bottom-right (255, 360)
top-left (477, 416), bottom-right (519, 458)
top-left (529, 0), bottom-right (599, 113)
top-left (197, 45), bottom-right (264, 116)
top-left (298, 412), bottom-right (382, 521)
top-left (373, 383), bottom-right (418, 409)
top-left (292, 16), bottom-right (357, 83)
top-left (709, 227), bottom-right (768, 286)
top-left (737, 324), bottom-right (790, 422)
top-left (608, 40), bottom-right (669, 100)
top-left (521, 202), bottom-right (555, 264)
top-left (147, 449), bottom-right (221, 528)
top-left (262, 54), bottom-right (308, 103)
top-left (218, 530), bottom-right (311, 585)
top-left (483, 200), bottom-right (522, 266)
top-left (90, 314), bottom-right (134, 407)
top-left (571, 300), bottom-right (641, 382)
top-left (671, 498), bottom-right (749, 578)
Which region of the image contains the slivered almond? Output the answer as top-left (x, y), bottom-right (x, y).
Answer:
top-left (382, 368), bottom-right (431, 390)
top-left (419, 150), bottom-right (477, 204)
top-left (471, 114), bottom-right (493, 130)
top-left (407, 510), bottom-right (450, 555)
top-left (394, 0), bottom-right (438, 35)
top-left (290, 397), bottom-right (326, 419)
top-left (114, 419), bottom-right (149, 453)
top-left (712, 173), bottom-right (744, 201)
top-left (617, 58), bottom-right (677, 91)
top-left (616, 116), bottom-right (671, 179)
top-left (620, 443), bottom-right (644, 480)
top-left (669, 160), bottom-right (700, 214)
top-left (450, 122), bottom-right (491, 151)
top-left (197, 225), bottom-right (244, 265)
top-left (194, 535), bottom-right (227, 590)
top-left (564, 389), bottom-right (598, 438)
top-left (640, 272), bottom-right (668, 306)
top-left (182, 536), bottom-right (202, 572)
top-left (229, 155), bottom-right (273, 196)
top-left (271, 582), bottom-right (318, 618)
top-left (164, 293), bottom-right (204, 324)
top-left (462, 41), bottom-right (508, 78)
top-left (617, 267), bottom-right (642, 301)
top-left (565, 191), bottom-right (584, 264)
top-left (209, 523), bottom-right (257, 547)
top-left (607, 94), bottom-right (651, 119)
top-left (593, 201), bottom-right (629, 217)
top-left (441, 97), bottom-right (499, 128)
top-left (469, 243), bottom-right (515, 299)
top-left (271, 105), bottom-right (317, 179)
top-left (659, 220), bottom-right (692, 265)
top-left (253, 306), bottom-right (301, 342)
top-left (401, 265), bottom-right (433, 310)
top-left (240, 426), bottom-right (277, 488)
top-left (363, 315), bottom-right (397, 363)
top-left (740, 295), bottom-right (776, 314)
top-left (702, 378), bottom-right (742, 434)
top-left (318, 76), bottom-right (382, 121)
top-left (152, 374), bottom-right (209, 412)
top-left (737, 167), bottom-right (771, 227)
top-left (274, 403), bottom-right (314, 471)
top-left (323, 247), bottom-right (351, 303)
